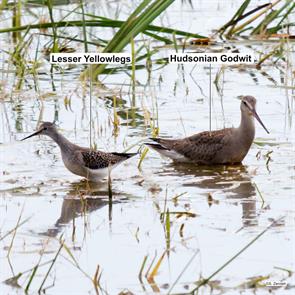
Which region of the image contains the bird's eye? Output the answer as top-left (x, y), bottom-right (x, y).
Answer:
top-left (43, 127), bottom-right (47, 130)
top-left (243, 101), bottom-right (247, 105)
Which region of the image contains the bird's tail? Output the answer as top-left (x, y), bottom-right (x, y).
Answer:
top-left (112, 152), bottom-right (138, 159)
top-left (145, 138), bottom-right (169, 151)
top-left (144, 142), bottom-right (168, 151)
top-left (145, 138), bottom-right (187, 162)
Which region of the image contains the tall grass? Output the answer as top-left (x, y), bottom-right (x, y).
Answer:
top-left (0, 0), bottom-right (204, 80)
top-left (81, 0), bottom-right (204, 80)
top-left (219, 0), bottom-right (295, 38)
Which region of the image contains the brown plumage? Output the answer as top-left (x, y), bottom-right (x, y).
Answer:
top-left (146, 96), bottom-right (269, 165)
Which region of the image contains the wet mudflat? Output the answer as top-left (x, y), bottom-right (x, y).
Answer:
top-left (0, 1), bottom-right (294, 294)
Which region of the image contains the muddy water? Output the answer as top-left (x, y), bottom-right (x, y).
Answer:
top-left (0, 1), bottom-right (294, 294)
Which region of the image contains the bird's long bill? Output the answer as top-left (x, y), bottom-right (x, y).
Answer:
top-left (21, 129), bottom-right (43, 141)
top-left (251, 109), bottom-right (269, 134)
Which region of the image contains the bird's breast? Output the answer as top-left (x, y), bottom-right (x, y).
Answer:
top-left (61, 152), bottom-right (87, 178)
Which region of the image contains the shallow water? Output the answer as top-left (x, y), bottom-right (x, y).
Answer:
top-left (1, 1), bottom-right (295, 294)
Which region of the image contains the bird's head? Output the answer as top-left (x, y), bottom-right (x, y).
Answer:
top-left (21, 122), bottom-right (57, 141)
top-left (240, 96), bottom-right (269, 134)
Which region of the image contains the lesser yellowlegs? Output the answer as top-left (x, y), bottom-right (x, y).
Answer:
top-left (21, 122), bottom-right (137, 181)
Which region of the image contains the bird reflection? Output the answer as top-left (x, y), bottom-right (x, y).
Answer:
top-left (161, 163), bottom-right (258, 226)
top-left (42, 180), bottom-right (128, 237)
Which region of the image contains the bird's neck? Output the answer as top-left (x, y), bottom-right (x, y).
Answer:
top-left (49, 131), bottom-right (75, 152)
top-left (238, 111), bottom-right (255, 143)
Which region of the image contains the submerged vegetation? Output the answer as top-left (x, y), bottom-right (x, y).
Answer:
top-left (0, 0), bottom-right (294, 294)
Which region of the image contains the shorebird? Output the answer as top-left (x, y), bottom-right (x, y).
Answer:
top-left (146, 96), bottom-right (269, 165)
top-left (21, 122), bottom-right (137, 181)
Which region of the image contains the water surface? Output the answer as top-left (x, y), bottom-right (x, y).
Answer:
top-left (0, 1), bottom-right (294, 294)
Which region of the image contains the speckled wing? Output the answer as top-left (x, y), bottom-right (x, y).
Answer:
top-left (81, 150), bottom-right (135, 170)
top-left (152, 129), bottom-right (233, 164)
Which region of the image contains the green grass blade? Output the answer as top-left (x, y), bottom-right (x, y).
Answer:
top-left (25, 265), bottom-right (38, 293)
top-left (79, 0), bottom-right (88, 52)
top-left (251, 0), bottom-right (292, 35)
top-left (82, 0), bottom-right (176, 79)
top-left (0, 20), bottom-right (204, 40)
top-left (219, 0), bottom-right (251, 34)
